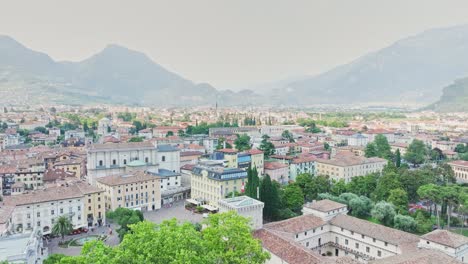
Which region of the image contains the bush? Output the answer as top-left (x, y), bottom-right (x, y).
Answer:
top-left (196, 206), bottom-right (204, 213)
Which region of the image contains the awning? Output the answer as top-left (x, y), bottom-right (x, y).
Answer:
top-left (186, 198), bottom-right (201, 205)
top-left (202, 204), bottom-right (218, 211)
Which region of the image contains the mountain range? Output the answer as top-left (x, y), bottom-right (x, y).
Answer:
top-left (2, 24), bottom-right (468, 109)
top-left (428, 77), bottom-right (468, 112)
top-left (265, 24), bottom-right (468, 107)
top-left (0, 35), bottom-right (260, 106)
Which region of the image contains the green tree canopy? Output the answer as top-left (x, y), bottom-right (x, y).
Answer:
top-left (106, 208), bottom-right (144, 240)
top-left (404, 139), bottom-right (428, 166)
top-left (281, 183), bottom-right (304, 213)
top-left (259, 135), bottom-right (275, 158)
top-left (393, 214), bottom-right (417, 232)
top-left (56, 212), bottom-right (269, 264)
top-left (371, 201), bottom-right (396, 226)
top-left (260, 175), bottom-right (280, 221)
top-left (387, 188), bottom-right (409, 214)
top-left (234, 134), bottom-right (252, 151)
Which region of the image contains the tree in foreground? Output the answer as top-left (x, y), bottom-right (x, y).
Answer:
top-left (106, 208), bottom-right (144, 240)
top-left (259, 135), bottom-right (275, 158)
top-left (44, 254), bottom-right (66, 264)
top-left (52, 216), bottom-right (73, 241)
top-left (245, 167), bottom-right (260, 199)
top-left (54, 212), bottom-right (270, 264)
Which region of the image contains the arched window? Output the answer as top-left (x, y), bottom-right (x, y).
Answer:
top-left (123, 159), bottom-right (127, 165)
top-left (162, 156), bottom-right (166, 162)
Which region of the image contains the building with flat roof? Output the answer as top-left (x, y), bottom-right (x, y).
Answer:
top-left (218, 196), bottom-right (264, 230)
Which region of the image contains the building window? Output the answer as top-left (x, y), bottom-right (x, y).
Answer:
top-left (366, 247), bottom-right (370, 253)
top-left (27, 213), bottom-right (31, 219)
top-left (377, 251), bottom-right (381, 257)
top-left (113, 159), bottom-right (116, 165)
top-left (124, 159), bottom-right (127, 165)
top-left (355, 243), bottom-right (359, 249)
top-left (145, 157), bottom-right (149, 163)
top-left (361, 234), bottom-right (365, 239)
top-left (345, 239), bottom-right (348, 245)
top-left (99, 160), bottom-right (103, 166)
top-left (305, 231), bottom-right (307, 236)
top-left (162, 156), bottom-right (166, 162)
top-left (384, 242), bottom-right (388, 246)
top-left (295, 234), bottom-right (298, 239)
top-left (37, 212), bottom-right (40, 217)
top-left (37, 221), bottom-right (41, 227)
top-left (373, 238), bottom-right (376, 243)
top-left (51, 210), bottom-right (54, 215)
top-left (306, 242), bottom-right (309, 247)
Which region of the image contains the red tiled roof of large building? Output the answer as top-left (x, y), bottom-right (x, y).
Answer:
top-left (263, 214), bottom-right (326, 234)
top-left (180, 151), bottom-right (204, 157)
top-left (246, 149), bottom-right (264, 155)
top-left (421, 230), bottom-right (468, 248)
top-left (449, 160), bottom-right (468, 167)
top-left (291, 156), bottom-right (317, 164)
top-left (304, 199), bottom-right (347, 212)
top-left (253, 229), bottom-right (323, 264)
top-left (364, 129), bottom-right (394, 134)
top-left (216, 148), bottom-right (238, 153)
top-left (264, 161), bottom-right (289, 170)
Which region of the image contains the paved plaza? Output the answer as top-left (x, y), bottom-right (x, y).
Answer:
top-left (47, 200), bottom-right (203, 256)
top-left (143, 200), bottom-right (204, 224)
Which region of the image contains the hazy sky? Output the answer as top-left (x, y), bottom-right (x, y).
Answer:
top-left (2, 0), bottom-right (468, 89)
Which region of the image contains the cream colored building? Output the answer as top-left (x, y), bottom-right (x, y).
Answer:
top-left (315, 155), bottom-right (387, 182)
top-left (3, 181), bottom-right (105, 235)
top-left (448, 160), bottom-right (468, 183)
top-left (419, 229), bottom-right (468, 263)
top-left (255, 199), bottom-right (462, 264)
top-left (87, 141), bottom-right (158, 185)
top-left (247, 149), bottom-right (265, 175)
top-left (191, 163), bottom-right (248, 207)
top-left (96, 171), bottom-right (161, 211)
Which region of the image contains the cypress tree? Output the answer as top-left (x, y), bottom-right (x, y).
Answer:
top-left (260, 175), bottom-right (280, 221)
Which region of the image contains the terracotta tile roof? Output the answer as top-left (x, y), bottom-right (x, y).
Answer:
top-left (180, 151), bottom-right (204, 157)
top-left (371, 248), bottom-right (462, 264)
top-left (43, 168), bottom-right (76, 182)
top-left (97, 171), bottom-right (159, 186)
top-left (181, 164), bottom-right (196, 171)
top-left (291, 156), bottom-right (317, 164)
top-left (263, 214), bottom-right (326, 234)
top-left (264, 161), bottom-right (289, 170)
top-left (0, 205), bottom-right (14, 224)
top-left (3, 182), bottom-right (101, 206)
top-left (316, 155), bottom-right (386, 167)
top-left (216, 148), bottom-right (238, 153)
top-left (246, 149), bottom-right (264, 155)
top-left (330, 214), bottom-right (419, 247)
top-left (421, 230), bottom-right (468, 248)
top-left (304, 199), bottom-right (347, 212)
top-left (253, 229), bottom-right (323, 264)
top-left (449, 160), bottom-right (468, 167)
